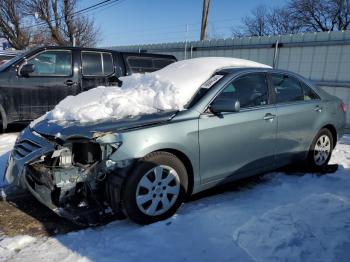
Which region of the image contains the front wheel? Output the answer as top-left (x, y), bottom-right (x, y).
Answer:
top-left (123, 151), bottom-right (188, 225)
top-left (307, 128), bottom-right (334, 169)
top-left (0, 112), bottom-right (3, 134)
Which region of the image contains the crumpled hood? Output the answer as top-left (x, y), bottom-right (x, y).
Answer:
top-left (31, 111), bottom-right (177, 140)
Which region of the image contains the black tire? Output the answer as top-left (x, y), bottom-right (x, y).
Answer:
top-left (306, 128), bottom-right (334, 169)
top-left (123, 151), bottom-right (188, 225)
top-left (0, 112), bottom-right (3, 134)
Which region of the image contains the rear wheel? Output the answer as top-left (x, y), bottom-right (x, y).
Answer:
top-left (307, 128), bottom-right (334, 169)
top-left (123, 151), bottom-right (188, 225)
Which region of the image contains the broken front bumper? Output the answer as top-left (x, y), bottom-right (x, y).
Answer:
top-left (5, 127), bottom-right (125, 225)
top-left (5, 127), bottom-right (55, 188)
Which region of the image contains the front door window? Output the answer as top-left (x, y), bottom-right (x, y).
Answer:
top-left (24, 50), bottom-right (72, 76)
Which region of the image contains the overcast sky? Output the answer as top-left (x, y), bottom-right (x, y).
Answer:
top-left (82, 0), bottom-right (287, 47)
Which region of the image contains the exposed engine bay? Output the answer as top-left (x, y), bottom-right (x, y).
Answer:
top-left (22, 134), bottom-right (130, 226)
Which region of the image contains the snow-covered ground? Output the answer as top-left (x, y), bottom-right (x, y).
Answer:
top-left (0, 133), bottom-right (349, 262)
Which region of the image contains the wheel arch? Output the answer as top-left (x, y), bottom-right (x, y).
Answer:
top-left (321, 124), bottom-right (337, 145)
top-left (0, 103), bottom-right (7, 130)
top-left (151, 148), bottom-right (194, 197)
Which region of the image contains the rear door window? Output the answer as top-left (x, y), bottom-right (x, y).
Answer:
top-left (82, 51), bottom-right (114, 76)
top-left (300, 82), bottom-right (320, 100)
top-left (103, 53), bottom-right (114, 75)
top-left (24, 50), bottom-right (72, 76)
top-left (271, 74), bottom-right (304, 103)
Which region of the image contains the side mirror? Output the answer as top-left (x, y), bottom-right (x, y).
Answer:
top-left (210, 99), bottom-right (240, 114)
top-left (20, 64), bottom-right (35, 76)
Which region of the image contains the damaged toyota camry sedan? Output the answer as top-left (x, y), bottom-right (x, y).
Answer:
top-left (5, 57), bottom-right (346, 225)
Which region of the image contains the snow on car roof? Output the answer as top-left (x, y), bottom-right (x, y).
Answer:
top-left (50, 57), bottom-right (271, 123)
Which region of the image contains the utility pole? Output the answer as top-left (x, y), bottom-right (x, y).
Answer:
top-left (184, 24), bottom-right (189, 59)
top-left (200, 0), bottom-right (210, 41)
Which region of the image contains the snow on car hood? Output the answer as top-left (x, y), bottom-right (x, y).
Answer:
top-left (50, 57), bottom-right (271, 123)
top-left (31, 110), bottom-right (178, 140)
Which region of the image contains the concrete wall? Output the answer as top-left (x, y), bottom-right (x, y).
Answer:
top-left (109, 31), bottom-right (350, 128)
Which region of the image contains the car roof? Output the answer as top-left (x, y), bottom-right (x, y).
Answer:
top-left (217, 67), bottom-right (317, 89)
top-left (218, 67), bottom-right (308, 78)
top-left (219, 67), bottom-right (279, 74)
top-left (36, 46), bottom-right (176, 59)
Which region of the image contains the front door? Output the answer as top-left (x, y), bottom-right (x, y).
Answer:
top-left (13, 49), bottom-right (79, 120)
top-left (199, 73), bottom-right (277, 184)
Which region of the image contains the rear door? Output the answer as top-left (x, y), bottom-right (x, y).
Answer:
top-left (198, 73), bottom-right (277, 184)
top-left (270, 73), bottom-right (322, 166)
top-left (13, 49), bottom-right (79, 120)
top-left (80, 51), bottom-right (115, 91)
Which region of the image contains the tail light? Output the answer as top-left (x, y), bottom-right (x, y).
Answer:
top-left (340, 102), bottom-right (347, 113)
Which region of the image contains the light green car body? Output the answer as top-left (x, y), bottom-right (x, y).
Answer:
top-left (5, 67), bottom-right (346, 223)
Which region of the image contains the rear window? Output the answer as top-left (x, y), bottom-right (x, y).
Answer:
top-left (82, 51), bottom-right (114, 76)
top-left (126, 56), bottom-right (175, 73)
top-left (153, 59), bottom-right (174, 69)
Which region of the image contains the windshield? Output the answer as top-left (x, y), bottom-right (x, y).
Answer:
top-left (185, 74), bottom-right (225, 109)
top-left (0, 49), bottom-right (32, 72)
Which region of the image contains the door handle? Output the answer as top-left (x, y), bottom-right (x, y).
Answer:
top-left (263, 113), bottom-right (276, 121)
top-left (64, 80), bottom-right (76, 86)
top-left (314, 105), bottom-right (323, 112)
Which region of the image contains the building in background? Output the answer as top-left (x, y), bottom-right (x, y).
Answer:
top-left (0, 39), bottom-right (17, 64)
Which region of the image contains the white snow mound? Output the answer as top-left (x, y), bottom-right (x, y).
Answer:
top-left (233, 193), bottom-right (350, 262)
top-left (50, 57), bottom-right (270, 122)
top-left (0, 235), bottom-right (36, 261)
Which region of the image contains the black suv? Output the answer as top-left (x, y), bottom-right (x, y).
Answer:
top-left (0, 46), bottom-right (176, 130)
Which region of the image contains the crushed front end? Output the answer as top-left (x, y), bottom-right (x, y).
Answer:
top-left (5, 127), bottom-right (128, 226)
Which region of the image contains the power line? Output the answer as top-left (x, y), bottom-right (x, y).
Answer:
top-left (107, 24), bottom-right (239, 46)
top-left (107, 17), bottom-right (242, 36)
top-left (89, 0), bottom-right (127, 15)
top-left (108, 25), bottom-right (236, 43)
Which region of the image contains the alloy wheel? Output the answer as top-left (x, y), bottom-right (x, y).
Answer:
top-left (135, 165), bottom-right (180, 216)
top-left (314, 134), bottom-right (331, 166)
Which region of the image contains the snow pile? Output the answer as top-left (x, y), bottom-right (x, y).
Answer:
top-left (0, 235), bottom-right (36, 261)
top-left (234, 193), bottom-right (350, 262)
top-left (0, 134), bottom-right (18, 188)
top-left (50, 57), bottom-right (270, 122)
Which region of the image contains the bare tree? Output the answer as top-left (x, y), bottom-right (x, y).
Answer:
top-left (289, 0), bottom-right (336, 31)
top-left (0, 0), bottom-right (99, 49)
top-left (232, 0), bottom-right (350, 38)
top-left (234, 5), bottom-right (303, 37)
top-left (0, 0), bottom-right (31, 49)
top-left (240, 5), bottom-right (271, 37)
top-left (25, 0), bottom-right (99, 47)
top-left (336, 0), bottom-right (350, 30)
top-left (267, 7), bottom-right (303, 35)
top-left (289, 0), bottom-right (350, 31)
